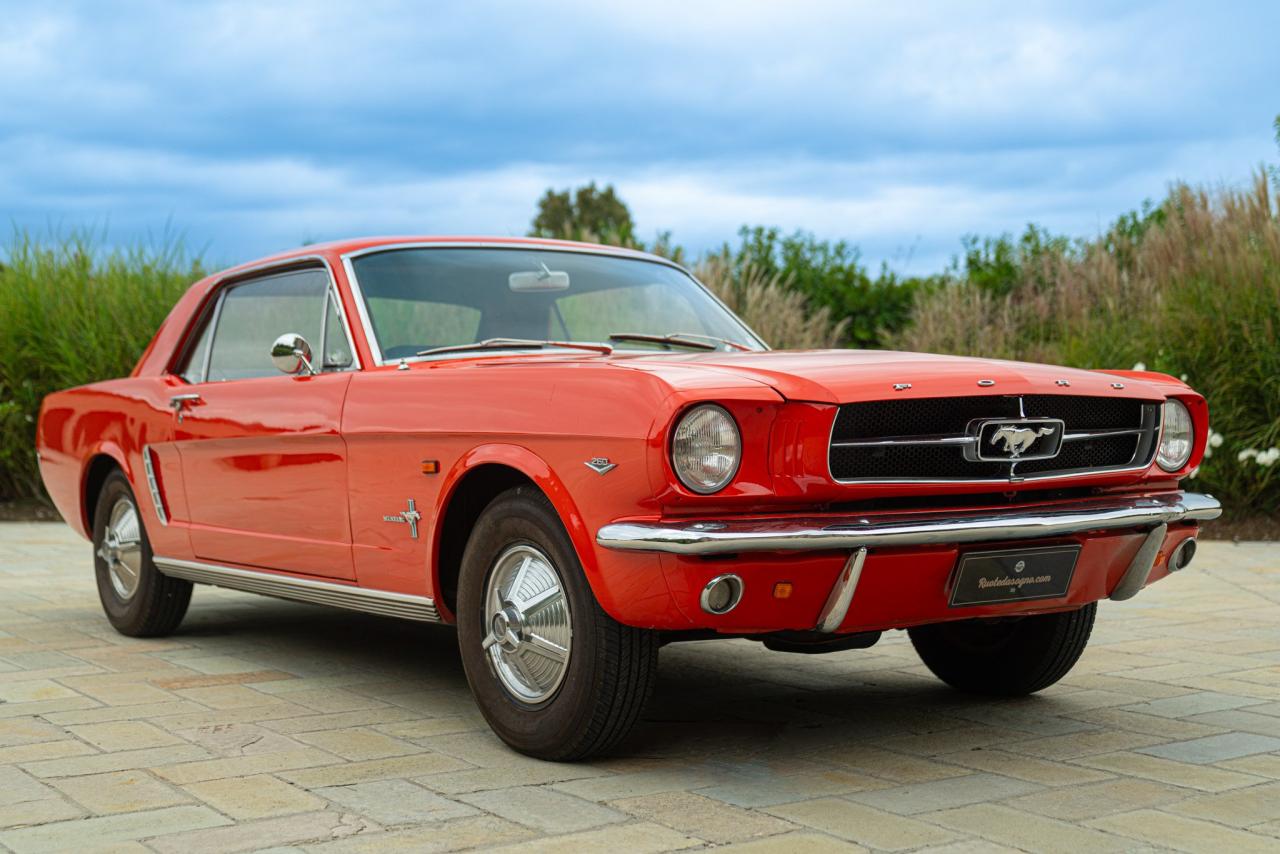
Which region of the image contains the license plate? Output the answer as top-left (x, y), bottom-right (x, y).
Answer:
top-left (949, 545), bottom-right (1080, 607)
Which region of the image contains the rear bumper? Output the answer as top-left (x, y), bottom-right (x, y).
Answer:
top-left (596, 491), bottom-right (1221, 556)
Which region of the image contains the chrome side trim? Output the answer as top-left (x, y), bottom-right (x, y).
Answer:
top-left (1108, 523), bottom-right (1168, 601)
top-left (596, 492), bottom-right (1221, 556)
top-left (1062, 428), bottom-right (1146, 441)
top-left (815, 548), bottom-right (867, 633)
top-left (154, 557), bottom-right (440, 622)
top-left (140, 445), bottom-right (167, 525)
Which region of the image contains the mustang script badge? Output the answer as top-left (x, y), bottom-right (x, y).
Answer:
top-left (382, 498), bottom-right (422, 539)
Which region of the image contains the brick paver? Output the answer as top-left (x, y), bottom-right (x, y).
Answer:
top-left (0, 521), bottom-right (1277, 851)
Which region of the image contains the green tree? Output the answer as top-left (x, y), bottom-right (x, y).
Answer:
top-left (530, 182), bottom-right (635, 243)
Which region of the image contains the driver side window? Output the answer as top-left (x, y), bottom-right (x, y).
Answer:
top-left (177, 268), bottom-right (354, 383)
top-left (206, 270), bottom-right (328, 382)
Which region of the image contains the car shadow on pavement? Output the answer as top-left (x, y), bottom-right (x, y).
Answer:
top-left (174, 594), bottom-right (1051, 764)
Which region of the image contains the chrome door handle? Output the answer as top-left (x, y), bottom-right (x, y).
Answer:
top-left (169, 393), bottom-right (202, 423)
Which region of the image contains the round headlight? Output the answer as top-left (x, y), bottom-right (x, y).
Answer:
top-left (1156, 399), bottom-right (1194, 471)
top-left (671, 404), bottom-right (741, 494)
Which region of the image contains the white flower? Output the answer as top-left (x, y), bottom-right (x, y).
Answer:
top-left (1205, 429), bottom-right (1223, 458)
top-left (1180, 374), bottom-right (1189, 382)
top-left (1132, 361), bottom-right (1147, 371)
top-left (1257, 448), bottom-right (1280, 467)
top-left (1239, 448), bottom-right (1259, 462)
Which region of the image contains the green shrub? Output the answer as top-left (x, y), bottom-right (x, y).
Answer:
top-left (0, 232), bottom-right (203, 502)
top-left (719, 226), bottom-right (937, 348)
top-left (893, 174), bottom-right (1280, 516)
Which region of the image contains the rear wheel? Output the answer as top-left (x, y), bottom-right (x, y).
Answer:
top-left (908, 604), bottom-right (1095, 696)
top-left (456, 486), bottom-right (658, 760)
top-left (92, 470), bottom-right (192, 637)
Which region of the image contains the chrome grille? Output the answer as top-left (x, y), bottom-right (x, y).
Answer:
top-left (829, 395), bottom-right (1160, 483)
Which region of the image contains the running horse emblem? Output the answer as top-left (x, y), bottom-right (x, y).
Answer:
top-left (989, 424), bottom-right (1057, 458)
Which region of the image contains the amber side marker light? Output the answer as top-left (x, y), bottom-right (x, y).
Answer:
top-left (421, 460), bottom-right (440, 475)
top-left (773, 582), bottom-right (793, 600)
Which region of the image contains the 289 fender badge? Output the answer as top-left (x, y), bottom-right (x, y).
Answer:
top-left (585, 457), bottom-right (617, 475)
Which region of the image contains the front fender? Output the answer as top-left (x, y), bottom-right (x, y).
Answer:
top-left (433, 442), bottom-right (683, 629)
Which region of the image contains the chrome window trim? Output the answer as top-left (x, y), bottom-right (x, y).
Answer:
top-left (339, 242), bottom-right (768, 367)
top-left (826, 396), bottom-right (1163, 485)
top-left (319, 284), bottom-right (360, 373)
top-left (197, 289), bottom-right (225, 384)
top-left (173, 254), bottom-right (363, 383)
top-left (317, 285), bottom-right (331, 372)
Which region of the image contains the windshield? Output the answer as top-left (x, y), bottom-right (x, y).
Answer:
top-left (348, 247), bottom-right (764, 362)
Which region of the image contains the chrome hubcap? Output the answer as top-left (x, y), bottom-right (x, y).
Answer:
top-left (98, 498), bottom-right (142, 601)
top-left (481, 544), bottom-right (571, 703)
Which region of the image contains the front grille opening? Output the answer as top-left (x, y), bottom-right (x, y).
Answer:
top-left (1015, 434), bottom-right (1140, 475)
top-left (829, 395), bottom-right (1157, 483)
top-left (1022, 395), bottom-right (1145, 429)
top-left (832, 395), bottom-right (1021, 441)
top-left (830, 444), bottom-right (1009, 480)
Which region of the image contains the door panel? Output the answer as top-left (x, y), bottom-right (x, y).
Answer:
top-left (175, 373), bottom-right (355, 579)
top-left (168, 265), bottom-right (358, 580)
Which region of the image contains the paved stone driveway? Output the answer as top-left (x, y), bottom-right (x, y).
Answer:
top-left (0, 522), bottom-right (1278, 853)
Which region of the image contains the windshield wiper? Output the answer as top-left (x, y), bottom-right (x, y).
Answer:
top-left (416, 338), bottom-right (613, 357)
top-left (608, 332), bottom-right (751, 352)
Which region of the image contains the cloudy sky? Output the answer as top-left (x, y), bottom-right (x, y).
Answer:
top-left (3, 1), bottom-right (1277, 272)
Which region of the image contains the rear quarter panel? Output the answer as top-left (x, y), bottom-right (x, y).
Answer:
top-left (37, 378), bottom-right (187, 556)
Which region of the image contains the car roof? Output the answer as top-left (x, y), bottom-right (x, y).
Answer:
top-left (224, 235), bottom-right (663, 274)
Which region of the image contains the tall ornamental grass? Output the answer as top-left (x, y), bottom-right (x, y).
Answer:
top-left (893, 173), bottom-right (1280, 515)
top-left (0, 233), bottom-right (203, 501)
top-left (694, 251), bottom-right (849, 349)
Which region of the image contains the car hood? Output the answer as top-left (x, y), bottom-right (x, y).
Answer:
top-left (617, 349), bottom-right (1170, 403)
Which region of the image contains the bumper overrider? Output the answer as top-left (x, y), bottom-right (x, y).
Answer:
top-left (597, 491), bottom-right (1221, 632)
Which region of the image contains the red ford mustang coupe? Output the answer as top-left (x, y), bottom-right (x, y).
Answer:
top-left (37, 236), bottom-right (1219, 759)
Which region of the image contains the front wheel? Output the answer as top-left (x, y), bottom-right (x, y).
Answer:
top-left (908, 604), bottom-right (1096, 696)
top-left (456, 486), bottom-right (658, 760)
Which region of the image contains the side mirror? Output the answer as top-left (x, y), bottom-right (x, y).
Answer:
top-left (271, 333), bottom-right (317, 376)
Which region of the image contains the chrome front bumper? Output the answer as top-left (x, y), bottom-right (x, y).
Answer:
top-left (596, 492), bottom-right (1221, 556)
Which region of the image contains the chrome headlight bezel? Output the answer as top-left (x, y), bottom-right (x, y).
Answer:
top-left (1156, 398), bottom-right (1194, 472)
top-left (670, 404), bottom-right (742, 494)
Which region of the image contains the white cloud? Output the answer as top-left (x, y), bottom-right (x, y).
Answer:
top-left (0, 1), bottom-right (1276, 272)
